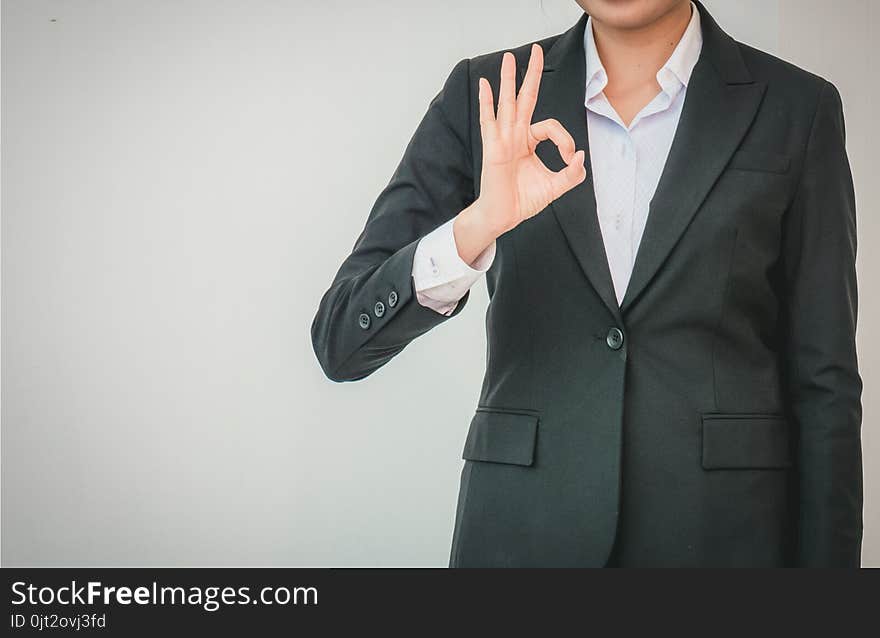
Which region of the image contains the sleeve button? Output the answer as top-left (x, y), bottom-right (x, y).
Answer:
top-left (358, 313), bottom-right (371, 330)
top-left (388, 290), bottom-right (398, 307)
top-left (374, 301), bottom-right (385, 318)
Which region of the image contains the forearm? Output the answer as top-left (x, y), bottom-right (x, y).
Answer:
top-left (312, 236), bottom-right (470, 381)
top-left (452, 198), bottom-right (503, 265)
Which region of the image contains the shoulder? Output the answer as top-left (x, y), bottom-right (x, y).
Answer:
top-left (733, 39), bottom-right (847, 134)
top-left (434, 30), bottom-right (567, 120)
top-left (466, 30), bottom-right (565, 78)
top-left (735, 40), bottom-right (839, 103)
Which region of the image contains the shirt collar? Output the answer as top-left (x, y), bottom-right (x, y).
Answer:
top-left (584, 0), bottom-right (703, 103)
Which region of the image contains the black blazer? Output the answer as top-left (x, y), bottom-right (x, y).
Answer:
top-left (311, 0), bottom-right (863, 567)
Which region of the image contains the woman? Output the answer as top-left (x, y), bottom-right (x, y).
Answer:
top-left (311, 0), bottom-right (862, 567)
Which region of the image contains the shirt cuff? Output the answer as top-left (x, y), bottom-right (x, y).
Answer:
top-left (411, 216), bottom-right (497, 315)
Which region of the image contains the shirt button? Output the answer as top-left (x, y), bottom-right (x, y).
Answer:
top-left (606, 327), bottom-right (624, 350)
top-left (374, 300), bottom-right (386, 318)
top-left (358, 313), bottom-right (371, 330)
top-left (388, 290), bottom-right (398, 307)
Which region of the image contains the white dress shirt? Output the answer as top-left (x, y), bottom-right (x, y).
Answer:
top-left (411, 1), bottom-right (703, 314)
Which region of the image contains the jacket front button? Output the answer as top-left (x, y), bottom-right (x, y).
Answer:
top-left (606, 327), bottom-right (624, 350)
top-left (358, 313), bottom-right (371, 330)
top-left (374, 300), bottom-right (385, 318)
top-left (388, 290), bottom-right (398, 307)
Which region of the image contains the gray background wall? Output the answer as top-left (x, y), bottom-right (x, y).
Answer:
top-left (2, 0), bottom-right (875, 566)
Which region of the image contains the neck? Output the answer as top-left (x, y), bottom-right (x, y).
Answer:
top-left (591, 1), bottom-right (693, 95)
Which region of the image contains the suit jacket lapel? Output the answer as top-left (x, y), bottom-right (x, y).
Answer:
top-left (526, 13), bottom-right (623, 323)
top-left (521, 0), bottom-right (765, 319)
top-left (618, 1), bottom-right (766, 313)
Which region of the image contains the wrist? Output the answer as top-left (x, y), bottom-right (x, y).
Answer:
top-left (453, 199), bottom-right (501, 265)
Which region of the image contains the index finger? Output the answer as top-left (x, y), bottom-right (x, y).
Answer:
top-left (516, 43), bottom-right (544, 126)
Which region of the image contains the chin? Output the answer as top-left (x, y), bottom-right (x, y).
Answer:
top-left (575, 0), bottom-right (687, 30)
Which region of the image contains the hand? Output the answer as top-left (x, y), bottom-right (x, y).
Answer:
top-left (480, 44), bottom-right (587, 229)
top-left (453, 44), bottom-right (586, 263)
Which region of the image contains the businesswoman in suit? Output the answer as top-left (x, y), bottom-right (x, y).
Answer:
top-left (311, 0), bottom-right (863, 567)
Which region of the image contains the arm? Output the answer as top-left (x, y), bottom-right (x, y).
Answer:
top-left (311, 45), bottom-right (585, 382)
top-left (310, 57), bottom-right (478, 382)
top-left (780, 79), bottom-right (863, 566)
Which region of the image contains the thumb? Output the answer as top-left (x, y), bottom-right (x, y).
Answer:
top-left (551, 149), bottom-right (587, 197)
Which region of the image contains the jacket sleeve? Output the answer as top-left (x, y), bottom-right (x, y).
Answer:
top-left (311, 57), bottom-right (476, 382)
top-left (779, 79), bottom-right (863, 566)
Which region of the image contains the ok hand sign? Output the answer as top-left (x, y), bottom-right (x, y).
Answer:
top-left (476, 44), bottom-right (587, 236)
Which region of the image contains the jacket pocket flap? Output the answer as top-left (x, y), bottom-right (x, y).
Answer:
top-left (462, 408), bottom-right (539, 466)
top-left (702, 413), bottom-right (792, 469)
